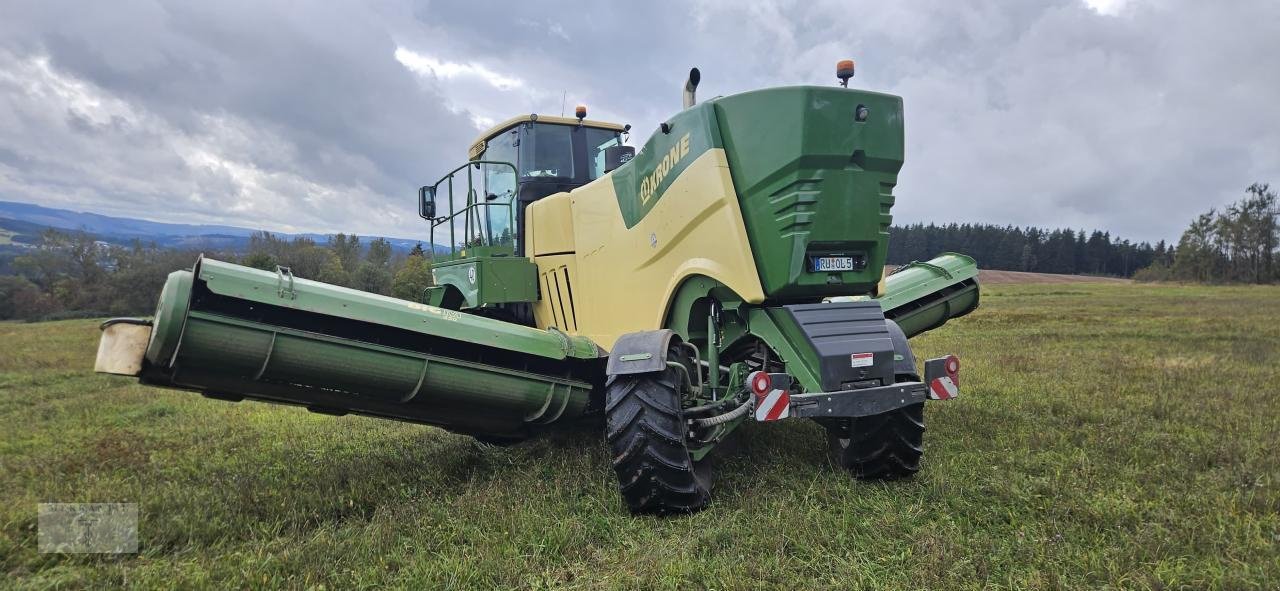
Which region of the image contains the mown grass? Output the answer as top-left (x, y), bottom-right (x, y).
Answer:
top-left (1, 283), bottom-right (1278, 589)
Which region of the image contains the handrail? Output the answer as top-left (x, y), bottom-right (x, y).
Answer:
top-left (422, 160), bottom-right (518, 260)
top-left (891, 260), bottom-right (954, 280)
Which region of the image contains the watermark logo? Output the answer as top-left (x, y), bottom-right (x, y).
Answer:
top-left (38, 503), bottom-right (138, 554)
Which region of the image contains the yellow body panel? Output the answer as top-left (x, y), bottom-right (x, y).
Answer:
top-left (531, 253), bottom-right (580, 333)
top-left (526, 193), bottom-right (576, 256)
top-left (526, 148), bottom-right (765, 350)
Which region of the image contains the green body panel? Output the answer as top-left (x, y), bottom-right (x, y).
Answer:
top-left (713, 86), bottom-right (905, 301)
top-left (659, 279), bottom-right (825, 395)
top-left (427, 256), bottom-right (539, 309)
top-left (745, 306), bottom-right (826, 394)
top-left (877, 252), bottom-right (981, 339)
top-left (662, 275), bottom-right (744, 349)
top-left (609, 103), bottom-right (721, 227)
top-left (195, 257), bottom-right (596, 360)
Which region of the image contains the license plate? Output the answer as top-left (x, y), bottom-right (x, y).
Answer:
top-left (812, 256), bottom-right (855, 272)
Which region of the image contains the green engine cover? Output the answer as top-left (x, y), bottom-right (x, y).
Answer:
top-left (713, 86), bottom-right (905, 301)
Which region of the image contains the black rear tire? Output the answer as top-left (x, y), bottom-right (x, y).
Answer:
top-left (604, 354), bottom-right (711, 515)
top-left (827, 402), bottom-right (925, 479)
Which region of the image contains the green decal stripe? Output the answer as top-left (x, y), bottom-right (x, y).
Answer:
top-left (610, 103), bottom-right (722, 228)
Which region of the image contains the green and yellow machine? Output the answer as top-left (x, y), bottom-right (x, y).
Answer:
top-left (95, 64), bottom-right (980, 514)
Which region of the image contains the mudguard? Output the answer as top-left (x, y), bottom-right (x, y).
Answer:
top-left (605, 329), bottom-right (678, 376)
top-left (886, 319), bottom-right (917, 378)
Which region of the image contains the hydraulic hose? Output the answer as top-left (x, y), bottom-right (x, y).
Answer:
top-left (691, 397), bottom-right (752, 428)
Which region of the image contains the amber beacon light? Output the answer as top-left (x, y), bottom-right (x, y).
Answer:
top-left (836, 59), bottom-right (856, 87)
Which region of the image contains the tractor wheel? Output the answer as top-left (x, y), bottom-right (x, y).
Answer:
top-left (827, 401), bottom-right (925, 479)
top-left (604, 351), bottom-right (711, 515)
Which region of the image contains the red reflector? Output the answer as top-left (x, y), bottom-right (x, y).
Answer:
top-left (749, 371), bottom-right (772, 396)
top-left (945, 355), bottom-right (960, 386)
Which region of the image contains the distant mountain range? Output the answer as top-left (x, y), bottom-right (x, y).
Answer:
top-left (0, 200), bottom-right (429, 252)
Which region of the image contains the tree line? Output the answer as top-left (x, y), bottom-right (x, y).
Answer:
top-left (887, 183), bottom-right (1277, 284)
top-left (237, 231), bottom-right (431, 299)
top-left (1133, 183), bottom-right (1277, 283)
top-left (0, 230), bottom-right (433, 321)
top-left (888, 223), bottom-right (1167, 277)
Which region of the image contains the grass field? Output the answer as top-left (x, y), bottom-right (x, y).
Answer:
top-left (2, 283), bottom-right (1278, 589)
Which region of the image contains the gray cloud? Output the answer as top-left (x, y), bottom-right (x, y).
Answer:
top-left (0, 0), bottom-right (476, 235)
top-left (0, 0), bottom-right (1276, 242)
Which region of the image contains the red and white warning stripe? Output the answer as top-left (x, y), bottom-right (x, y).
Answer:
top-left (929, 376), bottom-right (958, 400)
top-left (755, 388), bottom-right (791, 421)
top-left (748, 371), bottom-right (791, 421)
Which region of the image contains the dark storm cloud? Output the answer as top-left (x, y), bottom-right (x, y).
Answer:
top-left (0, 0), bottom-right (477, 234)
top-left (0, 0), bottom-right (1277, 241)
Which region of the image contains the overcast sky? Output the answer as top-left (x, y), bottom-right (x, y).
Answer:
top-left (1, 0), bottom-right (1276, 243)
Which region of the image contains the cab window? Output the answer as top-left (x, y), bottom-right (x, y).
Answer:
top-left (587, 128), bottom-right (623, 180)
top-left (478, 129), bottom-right (517, 249)
top-left (482, 129), bottom-right (518, 201)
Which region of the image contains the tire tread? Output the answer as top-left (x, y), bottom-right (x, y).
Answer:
top-left (605, 363), bottom-right (711, 514)
top-left (829, 402), bottom-right (926, 479)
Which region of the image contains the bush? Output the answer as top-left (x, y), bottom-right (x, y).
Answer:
top-left (0, 275), bottom-right (57, 320)
top-left (391, 254), bottom-right (432, 302)
top-left (1132, 263), bottom-right (1173, 282)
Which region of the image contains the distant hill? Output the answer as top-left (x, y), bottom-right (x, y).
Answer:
top-left (0, 200), bottom-right (259, 238)
top-left (0, 200), bottom-right (429, 253)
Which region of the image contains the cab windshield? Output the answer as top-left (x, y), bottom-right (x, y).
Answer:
top-left (519, 123), bottom-right (574, 179)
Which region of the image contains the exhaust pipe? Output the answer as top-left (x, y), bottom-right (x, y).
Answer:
top-left (683, 67), bottom-right (700, 109)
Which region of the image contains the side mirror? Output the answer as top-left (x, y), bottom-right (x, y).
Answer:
top-left (419, 185), bottom-right (436, 219)
top-left (604, 145), bottom-right (636, 173)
